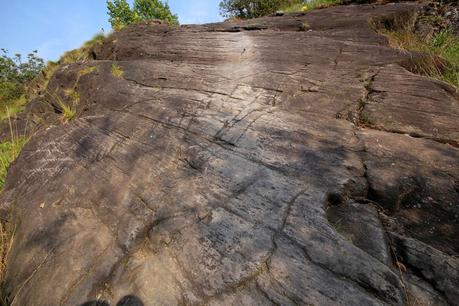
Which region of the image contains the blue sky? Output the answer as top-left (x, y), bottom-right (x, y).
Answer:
top-left (0, 0), bottom-right (222, 61)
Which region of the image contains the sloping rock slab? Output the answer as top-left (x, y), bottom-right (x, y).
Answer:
top-left (1, 2), bottom-right (458, 305)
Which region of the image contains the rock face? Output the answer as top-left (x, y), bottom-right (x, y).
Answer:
top-left (1, 2), bottom-right (458, 306)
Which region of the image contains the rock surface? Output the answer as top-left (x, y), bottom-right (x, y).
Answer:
top-left (1, 2), bottom-right (458, 305)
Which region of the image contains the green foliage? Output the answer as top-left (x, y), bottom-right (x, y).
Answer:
top-left (107, 0), bottom-right (140, 30)
top-left (0, 49), bottom-right (44, 110)
top-left (0, 81), bottom-right (22, 104)
top-left (0, 49), bottom-right (44, 86)
top-left (107, 0), bottom-right (178, 30)
top-left (134, 0), bottom-right (179, 25)
top-left (219, 0), bottom-right (303, 19)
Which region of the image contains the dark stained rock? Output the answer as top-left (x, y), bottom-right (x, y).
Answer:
top-left (391, 233), bottom-right (459, 305)
top-left (327, 201), bottom-right (392, 265)
top-left (1, 2), bottom-right (458, 306)
top-left (359, 130), bottom-right (459, 255)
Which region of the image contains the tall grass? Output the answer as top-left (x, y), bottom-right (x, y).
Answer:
top-left (0, 138), bottom-right (26, 189)
top-left (0, 96), bottom-right (27, 122)
top-left (0, 109), bottom-right (28, 189)
top-left (377, 27), bottom-right (459, 89)
top-left (59, 32), bottom-right (107, 65)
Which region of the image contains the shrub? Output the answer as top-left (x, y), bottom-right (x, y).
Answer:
top-left (0, 50), bottom-right (44, 86)
top-left (219, 0), bottom-right (303, 19)
top-left (107, 0), bottom-right (178, 30)
top-left (0, 50), bottom-right (44, 116)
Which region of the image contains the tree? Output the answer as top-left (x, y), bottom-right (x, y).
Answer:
top-left (107, 0), bottom-right (139, 31)
top-left (134, 0), bottom-right (179, 25)
top-left (219, 0), bottom-right (303, 19)
top-left (106, 0), bottom-right (178, 30)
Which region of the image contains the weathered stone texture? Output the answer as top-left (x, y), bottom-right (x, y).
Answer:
top-left (1, 2), bottom-right (458, 305)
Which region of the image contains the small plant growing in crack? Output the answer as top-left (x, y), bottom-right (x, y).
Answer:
top-left (358, 98), bottom-right (366, 110)
top-left (79, 65), bottom-right (98, 76)
top-left (57, 99), bottom-right (76, 122)
top-left (63, 88), bottom-right (80, 104)
top-left (359, 113), bottom-right (372, 126)
top-left (111, 63), bottom-right (124, 78)
top-left (46, 90), bottom-right (77, 122)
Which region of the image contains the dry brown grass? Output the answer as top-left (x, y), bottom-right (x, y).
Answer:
top-left (0, 217), bottom-right (15, 304)
top-left (0, 220), bottom-right (14, 276)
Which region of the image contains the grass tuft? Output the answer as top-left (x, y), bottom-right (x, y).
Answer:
top-left (56, 97), bottom-right (76, 122)
top-left (46, 91), bottom-right (77, 122)
top-left (60, 104), bottom-right (76, 122)
top-left (111, 63), bottom-right (124, 78)
top-left (63, 89), bottom-right (80, 104)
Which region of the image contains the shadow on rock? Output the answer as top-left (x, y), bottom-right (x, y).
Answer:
top-left (79, 295), bottom-right (143, 306)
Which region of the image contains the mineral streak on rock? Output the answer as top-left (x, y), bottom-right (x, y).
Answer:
top-left (0, 2), bottom-right (458, 306)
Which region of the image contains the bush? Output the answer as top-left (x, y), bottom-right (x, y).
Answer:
top-left (0, 50), bottom-right (44, 86)
top-left (107, 0), bottom-right (178, 30)
top-left (219, 0), bottom-right (303, 19)
top-left (0, 50), bottom-right (44, 118)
